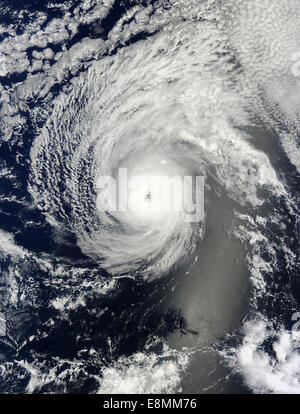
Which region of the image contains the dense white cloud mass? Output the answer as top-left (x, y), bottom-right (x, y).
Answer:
top-left (229, 319), bottom-right (300, 394)
top-left (98, 344), bottom-right (191, 394)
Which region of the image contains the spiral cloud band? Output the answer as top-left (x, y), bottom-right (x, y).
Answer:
top-left (28, 5), bottom-right (282, 280)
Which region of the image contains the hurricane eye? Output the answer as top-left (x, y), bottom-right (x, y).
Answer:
top-left (144, 191), bottom-right (152, 201)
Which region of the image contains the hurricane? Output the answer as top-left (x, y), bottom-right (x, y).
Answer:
top-left (0, 0), bottom-right (299, 394)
